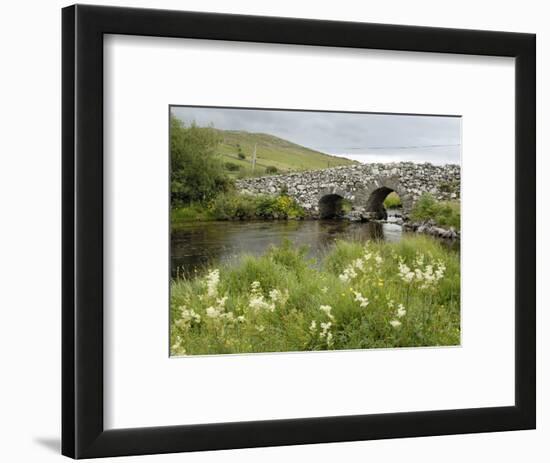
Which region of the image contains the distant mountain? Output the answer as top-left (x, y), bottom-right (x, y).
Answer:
top-left (214, 129), bottom-right (357, 178)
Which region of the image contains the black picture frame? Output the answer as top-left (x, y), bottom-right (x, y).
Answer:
top-left (62, 4), bottom-right (536, 459)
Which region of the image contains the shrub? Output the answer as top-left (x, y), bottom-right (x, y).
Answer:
top-left (224, 162), bottom-right (241, 172)
top-left (411, 193), bottom-right (460, 229)
top-left (237, 152), bottom-right (246, 160)
top-left (265, 165), bottom-right (279, 174)
top-left (209, 192), bottom-right (257, 220)
top-left (170, 116), bottom-right (233, 205)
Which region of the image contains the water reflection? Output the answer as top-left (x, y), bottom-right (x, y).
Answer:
top-left (171, 219), bottom-right (403, 278)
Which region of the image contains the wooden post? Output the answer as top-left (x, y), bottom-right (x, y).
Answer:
top-left (251, 143), bottom-right (257, 172)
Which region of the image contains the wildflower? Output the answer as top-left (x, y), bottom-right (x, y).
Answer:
top-left (171, 336), bottom-right (184, 353)
top-left (250, 281), bottom-right (261, 293)
top-left (375, 254), bottom-right (383, 265)
top-left (269, 289), bottom-right (281, 302)
top-left (309, 320), bottom-right (317, 333)
top-left (353, 258), bottom-right (365, 272)
top-left (220, 311), bottom-right (235, 322)
top-left (205, 269), bottom-right (220, 297)
top-left (321, 286), bottom-right (328, 294)
top-left (175, 308), bottom-right (201, 330)
top-left (319, 321), bottom-right (334, 347)
top-left (389, 320), bottom-right (402, 328)
top-left (248, 281), bottom-right (275, 312)
top-left (206, 306), bottom-right (221, 318)
top-left (319, 305), bottom-right (334, 320)
top-left (180, 307), bottom-right (201, 323)
top-left (396, 304), bottom-right (406, 318)
top-left (339, 266), bottom-right (357, 283)
top-left (255, 324), bottom-right (265, 332)
top-left (236, 315), bottom-right (246, 323)
top-left (269, 288), bottom-right (289, 306)
top-left (398, 261), bottom-right (415, 283)
top-left (353, 291), bottom-right (369, 308)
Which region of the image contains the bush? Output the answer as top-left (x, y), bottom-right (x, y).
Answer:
top-left (411, 193), bottom-right (460, 229)
top-left (255, 194), bottom-right (305, 219)
top-left (224, 162), bottom-right (241, 172)
top-left (209, 192), bottom-right (257, 220)
top-left (207, 192), bottom-right (305, 221)
top-left (170, 116), bottom-right (233, 205)
top-left (265, 165), bottom-right (278, 174)
top-left (237, 152), bottom-right (246, 160)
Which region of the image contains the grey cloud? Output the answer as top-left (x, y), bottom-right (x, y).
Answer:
top-left (171, 106), bottom-right (461, 165)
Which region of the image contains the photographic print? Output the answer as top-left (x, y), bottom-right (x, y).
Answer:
top-left (170, 106), bottom-right (461, 356)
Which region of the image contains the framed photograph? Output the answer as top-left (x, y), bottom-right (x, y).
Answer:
top-left (62, 4), bottom-right (536, 459)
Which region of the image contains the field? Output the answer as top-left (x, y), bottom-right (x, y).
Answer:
top-left (214, 129), bottom-right (357, 178)
top-left (170, 236), bottom-right (460, 355)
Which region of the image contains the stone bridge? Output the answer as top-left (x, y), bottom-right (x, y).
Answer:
top-left (236, 162), bottom-right (460, 220)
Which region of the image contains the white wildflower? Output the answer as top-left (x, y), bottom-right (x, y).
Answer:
top-left (339, 266), bottom-right (357, 283)
top-left (398, 261), bottom-right (415, 283)
top-left (321, 286), bottom-right (328, 294)
top-left (389, 319), bottom-right (402, 328)
top-left (176, 307), bottom-right (201, 329)
top-left (353, 258), bottom-right (365, 272)
top-left (206, 306), bottom-right (221, 318)
top-left (250, 281), bottom-right (261, 293)
top-left (255, 324), bottom-right (265, 332)
top-left (396, 304), bottom-right (406, 318)
top-left (319, 321), bottom-right (332, 337)
top-left (248, 281), bottom-right (275, 312)
top-left (236, 315), bottom-right (246, 323)
top-left (309, 320), bottom-right (317, 333)
top-left (319, 305), bottom-right (334, 320)
top-left (205, 269), bottom-right (220, 297)
top-left (375, 254), bottom-right (383, 265)
top-left (269, 288), bottom-right (289, 306)
top-left (220, 311), bottom-right (235, 322)
top-left (319, 321), bottom-right (334, 347)
top-left (353, 291), bottom-right (369, 308)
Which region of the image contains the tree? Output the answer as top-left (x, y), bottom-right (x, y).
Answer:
top-left (170, 116), bottom-right (233, 205)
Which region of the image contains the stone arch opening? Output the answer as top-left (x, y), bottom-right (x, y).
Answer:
top-left (318, 194), bottom-right (350, 219)
top-left (365, 186), bottom-right (399, 220)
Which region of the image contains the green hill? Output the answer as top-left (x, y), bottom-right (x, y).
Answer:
top-left (214, 130), bottom-right (357, 178)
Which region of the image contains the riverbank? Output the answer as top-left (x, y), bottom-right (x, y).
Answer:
top-left (170, 235), bottom-right (460, 355)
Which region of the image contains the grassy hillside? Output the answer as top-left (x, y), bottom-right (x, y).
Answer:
top-left (214, 129), bottom-right (357, 178)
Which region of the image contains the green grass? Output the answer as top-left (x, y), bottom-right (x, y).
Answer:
top-left (411, 193), bottom-right (460, 229)
top-left (214, 129), bottom-right (357, 178)
top-left (170, 236), bottom-right (460, 355)
top-left (171, 192), bottom-right (305, 227)
top-left (383, 192), bottom-right (402, 209)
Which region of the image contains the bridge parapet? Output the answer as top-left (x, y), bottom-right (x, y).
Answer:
top-left (236, 162), bottom-right (460, 218)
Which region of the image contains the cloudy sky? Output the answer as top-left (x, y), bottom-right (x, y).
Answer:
top-left (171, 106), bottom-right (461, 165)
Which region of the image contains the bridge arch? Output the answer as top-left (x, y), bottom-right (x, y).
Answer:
top-left (317, 187), bottom-right (354, 219)
top-left (360, 177), bottom-right (413, 220)
top-left (319, 194), bottom-right (347, 219)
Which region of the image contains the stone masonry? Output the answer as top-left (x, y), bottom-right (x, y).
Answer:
top-left (236, 162), bottom-right (460, 219)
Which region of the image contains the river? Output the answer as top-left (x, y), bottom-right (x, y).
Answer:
top-left (171, 212), bottom-right (405, 278)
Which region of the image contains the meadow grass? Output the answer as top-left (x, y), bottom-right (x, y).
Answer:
top-left (170, 236), bottom-right (460, 355)
top-left (383, 191), bottom-right (402, 209)
top-left (411, 193), bottom-right (460, 229)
